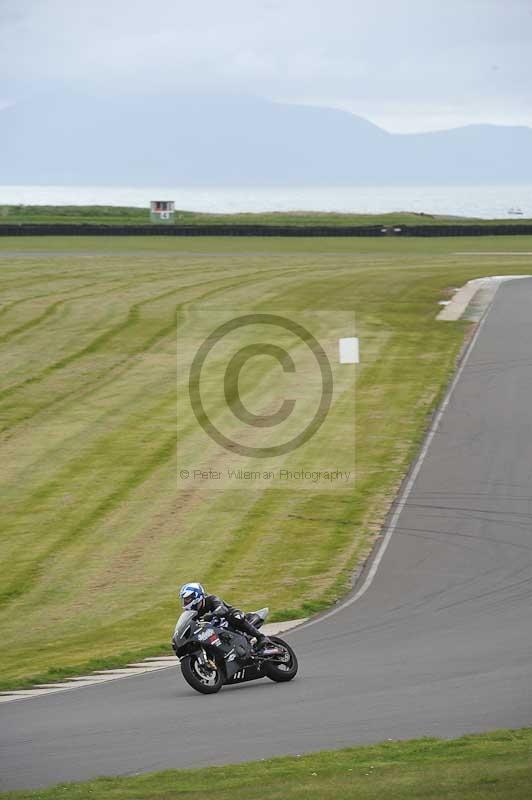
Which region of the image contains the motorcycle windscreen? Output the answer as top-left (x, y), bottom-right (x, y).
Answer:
top-left (173, 609), bottom-right (197, 642)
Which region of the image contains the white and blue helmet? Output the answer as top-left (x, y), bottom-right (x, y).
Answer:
top-left (179, 582), bottom-right (206, 611)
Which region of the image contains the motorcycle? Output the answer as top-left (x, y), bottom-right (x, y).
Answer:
top-left (171, 607), bottom-right (298, 694)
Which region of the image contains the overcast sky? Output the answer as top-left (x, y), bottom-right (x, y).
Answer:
top-left (2, 0), bottom-right (531, 132)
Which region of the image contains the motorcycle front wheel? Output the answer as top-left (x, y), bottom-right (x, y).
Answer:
top-left (263, 636), bottom-right (298, 682)
top-left (181, 653), bottom-right (224, 694)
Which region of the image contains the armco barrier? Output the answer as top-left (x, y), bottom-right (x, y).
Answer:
top-left (0, 223), bottom-right (531, 237)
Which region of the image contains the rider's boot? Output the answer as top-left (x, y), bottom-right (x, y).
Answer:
top-left (254, 633), bottom-right (269, 651)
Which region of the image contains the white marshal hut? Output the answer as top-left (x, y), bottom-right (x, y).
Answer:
top-left (150, 200), bottom-right (175, 223)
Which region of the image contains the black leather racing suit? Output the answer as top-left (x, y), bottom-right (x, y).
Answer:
top-left (197, 595), bottom-right (266, 643)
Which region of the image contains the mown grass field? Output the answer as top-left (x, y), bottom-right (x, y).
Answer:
top-left (2, 728), bottom-right (531, 799)
top-left (1, 234), bottom-right (532, 689)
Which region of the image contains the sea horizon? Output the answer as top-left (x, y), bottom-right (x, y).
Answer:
top-left (0, 183), bottom-right (530, 219)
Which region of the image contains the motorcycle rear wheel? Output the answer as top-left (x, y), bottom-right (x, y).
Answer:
top-left (181, 654), bottom-right (223, 694)
top-left (263, 636), bottom-right (298, 682)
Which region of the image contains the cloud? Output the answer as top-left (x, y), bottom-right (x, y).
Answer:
top-left (2, 0), bottom-right (531, 131)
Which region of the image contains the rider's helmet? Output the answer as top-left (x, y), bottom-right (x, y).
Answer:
top-left (179, 582), bottom-right (206, 612)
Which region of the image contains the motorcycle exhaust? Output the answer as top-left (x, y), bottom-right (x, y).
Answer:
top-left (260, 647), bottom-right (283, 657)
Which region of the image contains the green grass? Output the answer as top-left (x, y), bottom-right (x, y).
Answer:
top-left (2, 728), bottom-right (531, 799)
top-left (1, 203), bottom-right (531, 226)
top-left (1, 234), bottom-right (532, 689)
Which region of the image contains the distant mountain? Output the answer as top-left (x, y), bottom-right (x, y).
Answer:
top-left (1, 92), bottom-right (531, 185)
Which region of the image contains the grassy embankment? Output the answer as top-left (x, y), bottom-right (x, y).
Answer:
top-left (1, 728), bottom-right (531, 800)
top-left (1, 235), bottom-right (531, 690)
top-left (1, 204), bottom-right (532, 226)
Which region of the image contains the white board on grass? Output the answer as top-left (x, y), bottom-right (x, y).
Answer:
top-left (339, 337), bottom-right (359, 364)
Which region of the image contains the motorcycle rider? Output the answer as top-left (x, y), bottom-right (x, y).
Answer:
top-left (178, 582), bottom-right (270, 652)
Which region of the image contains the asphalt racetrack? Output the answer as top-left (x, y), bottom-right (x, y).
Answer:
top-left (2, 278), bottom-right (532, 790)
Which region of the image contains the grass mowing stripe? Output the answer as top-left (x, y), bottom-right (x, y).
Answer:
top-left (0, 396), bottom-right (178, 606)
top-left (0, 287), bottom-right (178, 401)
top-left (2, 258), bottom-right (310, 605)
top-left (0, 299), bottom-right (67, 345)
top-left (0, 278), bottom-right (136, 347)
top-left (0, 263), bottom-right (295, 414)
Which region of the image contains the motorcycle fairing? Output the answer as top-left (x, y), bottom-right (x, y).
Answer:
top-left (215, 630), bottom-right (253, 679)
top-left (225, 663), bottom-right (266, 684)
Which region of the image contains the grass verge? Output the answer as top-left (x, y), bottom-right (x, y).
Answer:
top-left (2, 728), bottom-right (531, 799)
top-left (1, 204), bottom-right (532, 226)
